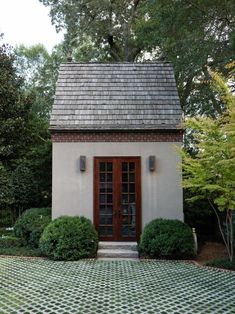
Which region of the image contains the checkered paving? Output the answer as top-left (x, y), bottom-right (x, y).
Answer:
top-left (0, 258), bottom-right (234, 314)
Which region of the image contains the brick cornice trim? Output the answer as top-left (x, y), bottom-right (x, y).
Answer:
top-left (51, 131), bottom-right (183, 142)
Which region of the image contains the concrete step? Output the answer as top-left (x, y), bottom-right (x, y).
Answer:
top-left (97, 257), bottom-right (139, 261)
top-left (97, 248), bottom-right (139, 259)
top-left (98, 241), bottom-right (138, 251)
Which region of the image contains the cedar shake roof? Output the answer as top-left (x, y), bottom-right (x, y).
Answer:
top-left (50, 62), bottom-right (182, 131)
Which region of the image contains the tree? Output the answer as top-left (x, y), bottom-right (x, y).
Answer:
top-left (39, 0), bottom-right (235, 118)
top-left (136, 0), bottom-right (235, 116)
top-left (14, 115), bottom-right (52, 209)
top-left (180, 70), bottom-right (235, 261)
top-left (0, 42), bottom-right (33, 167)
top-left (12, 163), bottom-right (39, 216)
top-left (0, 162), bottom-right (13, 209)
top-left (13, 44), bottom-right (64, 207)
top-left (39, 0), bottom-right (144, 61)
top-left (14, 43), bottom-right (66, 118)
top-left (0, 162), bottom-right (14, 227)
top-left (0, 41), bottom-right (53, 221)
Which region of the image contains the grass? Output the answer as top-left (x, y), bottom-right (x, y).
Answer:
top-left (206, 257), bottom-right (235, 271)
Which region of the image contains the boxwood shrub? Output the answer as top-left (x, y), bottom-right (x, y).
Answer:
top-left (39, 216), bottom-right (98, 261)
top-left (14, 208), bottom-right (51, 248)
top-left (139, 218), bottom-right (195, 259)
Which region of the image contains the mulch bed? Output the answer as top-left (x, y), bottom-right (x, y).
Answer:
top-left (196, 241), bottom-right (227, 264)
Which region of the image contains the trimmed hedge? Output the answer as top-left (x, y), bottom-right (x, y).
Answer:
top-left (0, 236), bottom-right (22, 248)
top-left (39, 216), bottom-right (98, 261)
top-left (14, 208), bottom-right (51, 248)
top-left (139, 218), bottom-right (195, 259)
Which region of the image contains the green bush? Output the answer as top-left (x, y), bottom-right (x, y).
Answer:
top-left (139, 218), bottom-right (195, 259)
top-left (14, 208), bottom-right (51, 248)
top-left (0, 236), bottom-right (22, 248)
top-left (39, 216), bottom-right (98, 261)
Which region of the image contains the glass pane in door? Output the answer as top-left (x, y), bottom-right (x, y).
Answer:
top-left (121, 161), bottom-right (136, 238)
top-left (98, 162), bottom-right (113, 237)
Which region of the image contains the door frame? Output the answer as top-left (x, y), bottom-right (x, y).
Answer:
top-left (94, 156), bottom-right (141, 241)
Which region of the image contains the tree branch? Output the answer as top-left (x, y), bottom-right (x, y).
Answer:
top-left (184, 0), bottom-right (233, 24)
top-left (208, 197), bottom-right (232, 260)
top-left (133, 0), bottom-right (141, 11)
top-left (107, 35), bottom-right (122, 61)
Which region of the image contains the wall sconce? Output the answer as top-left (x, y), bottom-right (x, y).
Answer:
top-left (149, 156), bottom-right (156, 172)
top-left (80, 156), bottom-right (86, 172)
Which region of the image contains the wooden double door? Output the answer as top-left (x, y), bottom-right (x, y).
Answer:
top-left (94, 157), bottom-right (141, 241)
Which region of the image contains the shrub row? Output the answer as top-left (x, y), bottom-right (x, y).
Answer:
top-left (13, 208), bottom-right (98, 261)
top-left (12, 208), bottom-right (195, 261)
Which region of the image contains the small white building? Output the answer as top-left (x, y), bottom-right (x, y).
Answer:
top-left (50, 62), bottom-right (183, 241)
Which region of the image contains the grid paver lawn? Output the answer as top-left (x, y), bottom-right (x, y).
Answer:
top-left (0, 257), bottom-right (234, 314)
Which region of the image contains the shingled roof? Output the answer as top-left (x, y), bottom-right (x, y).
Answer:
top-left (50, 63), bottom-right (182, 131)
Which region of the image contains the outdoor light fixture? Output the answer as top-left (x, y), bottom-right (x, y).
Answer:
top-left (80, 156), bottom-right (86, 172)
top-left (149, 156), bottom-right (156, 172)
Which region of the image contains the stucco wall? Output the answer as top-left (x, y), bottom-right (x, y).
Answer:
top-left (52, 142), bottom-right (183, 229)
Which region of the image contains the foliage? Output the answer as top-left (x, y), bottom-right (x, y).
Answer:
top-left (11, 163), bottom-right (39, 215)
top-left (139, 218), bottom-right (195, 259)
top-left (0, 245), bottom-right (43, 257)
top-left (14, 43), bottom-right (66, 118)
top-left (0, 162), bottom-right (13, 210)
top-left (40, 0), bottom-right (235, 117)
top-left (10, 44), bottom-right (65, 210)
top-left (183, 190), bottom-right (217, 240)
top-left (0, 227), bottom-right (14, 237)
top-left (0, 40), bottom-right (54, 223)
top-left (0, 236), bottom-right (22, 248)
top-left (0, 43), bottom-right (32, 166)
top-left (136, 0), bottom-right (235, 116)
top-left (0, 208), bottom-right (15, 228)
top-left (180, 70), bottom-right (235, 261)
top-left (0, 143), bottom-right (14, 228)
top-left (22, 139), bottom-right (52, 207)
top-left (11, 140), bottom-right (52, 213)
top-left (39, 216), bottom-right (98, 261)
top-left (205, 258), bottom-right (235, 271)
top-left (223, 212), bottom-right (235, 250)
top-left (39, 0), bottom-right (144, 61)
top-left (14, 208), bottom-right (51, 248)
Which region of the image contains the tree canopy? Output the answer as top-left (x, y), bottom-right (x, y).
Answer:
top-left (180, 70), bottom-right (235, 261)
top-left (14, 43), bottom-right (66, 118)
top-left (0, 41), bottom-right (53, 216)
top-left (39, 0), bottom-right (144, 61)
top-left (0, 43), bottom-right (32, 166)
top-left (137, 0), bottom-right (235, 115)
top-left (39, 0), bottom-right (235, 117)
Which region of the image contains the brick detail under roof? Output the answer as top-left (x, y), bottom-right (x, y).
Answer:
top-left (51, 131), bottom-right (183, 142)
